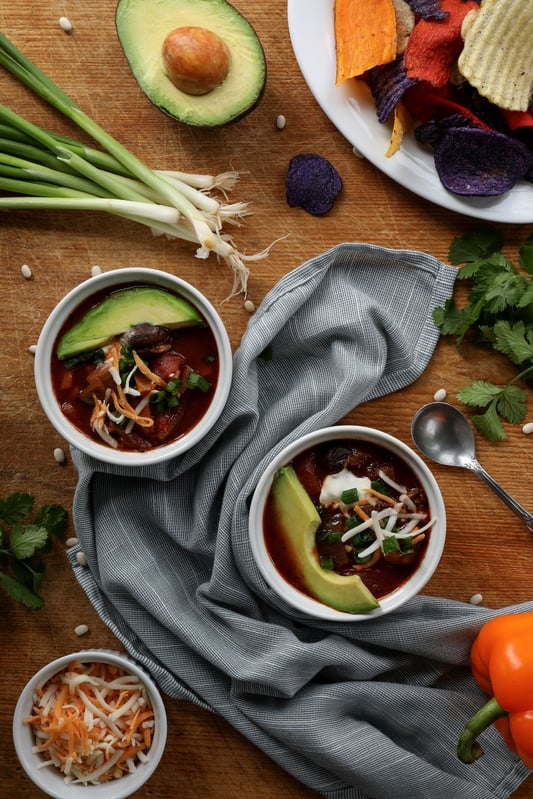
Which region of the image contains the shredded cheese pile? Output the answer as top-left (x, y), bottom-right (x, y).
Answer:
top-left (25, 659), bottom-right (155, 784)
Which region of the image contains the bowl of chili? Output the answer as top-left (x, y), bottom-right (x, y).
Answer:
top-left (249, 425), bottom-right (446, 621)
top-left (12, 649), bottom-right (167, 799)
top-left (34, 267), bottom-right (232, 466)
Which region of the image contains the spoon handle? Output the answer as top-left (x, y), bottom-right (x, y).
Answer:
top-left (469, 460), bottom-right (533, 533)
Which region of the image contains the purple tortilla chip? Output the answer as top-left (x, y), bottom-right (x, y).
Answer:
top-left (405, 0), bottom-right (481, 18)
top-left (404, 0), bottom-right (448, 19)
top-left (366, 56), bottom-right (418, 123)
top-left (434, 127), bottom-right (530, 196)
top-left (415, 113), bottom-right (478, 147)
top-left (286, 153), bottom-right (342, 215)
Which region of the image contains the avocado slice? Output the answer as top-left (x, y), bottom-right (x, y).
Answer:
top-left (57, 286), bottom-right (202, 359)
top-left (270, 466), bottom-right (380, 614)
top-left (115, 0), bottom-right (266, 127)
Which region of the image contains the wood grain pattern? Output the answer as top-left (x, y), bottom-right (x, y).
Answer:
top-left (1, 2), bottom-right (531, 797)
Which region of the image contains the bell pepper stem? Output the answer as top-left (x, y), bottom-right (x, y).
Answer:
top-left (457, 696), bottom-right (509, 764)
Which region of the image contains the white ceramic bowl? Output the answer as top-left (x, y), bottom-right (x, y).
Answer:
top-left (34, 267), bottom-right (232, 466)
top-left (249, 425), bottom-right (446, 622)
top-left (12, 649), bottom-right (167, 799)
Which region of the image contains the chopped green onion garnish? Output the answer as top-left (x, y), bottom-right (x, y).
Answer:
top-left (186, 371), bottom-right (211, 392)
top-left (371, 479), bottom-right (390, 495)
top-left (345, 515), bottom-right (360, 530)
top-left (382, 537), bottom-right (400, 555)
top-left (166, 377), bottom-right (181, 393)
top-left (341, 488), bottom-right (359, 505)
top-left (150, 390), bottom-right (166, 404)
top-left (319, 556), bottom-right (334, 571)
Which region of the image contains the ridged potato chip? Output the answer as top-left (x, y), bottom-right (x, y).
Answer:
top-left (458, 0), bottom-right (533, 112)
top-left (391, 0), bottom-right (414, 55)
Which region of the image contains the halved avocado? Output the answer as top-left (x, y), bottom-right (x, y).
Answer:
top-left (115, 0), bottom-right (267, 127)
top-left (57, 286), bottom-right (202, 359)
top-left (270, 466), bottom-right (380, 614)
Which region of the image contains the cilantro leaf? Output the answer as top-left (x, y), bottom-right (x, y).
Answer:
top-left (435, 228), bottom-right (533, 440)
top-left (34, 504), bottom-right (68, 538)
top-left (432, 299), bottom-right (483, 341)
top-left (496, 384), bottom-right (528, 425)
top-left (10, 555), bottom-right (46, 595)
top-left (0, 571), bottom-right (44, 609)
top-left (0, 492), bottom-right (34, 524)
top-left (9, 524), bottom-right (49, 560)
top-left (0, 493), bottom-right (68, 608)
top-left (457, 380), bottom-right (502, 408)
top-left (448, 228), bottom-right (504, 265)
top-left (471, 404), bottom-right (507, 442)
top-left (517, 280), bottom-right (533, 309)
top-left (456, 251), bottom-right (509, 281)
top-left (491, 320), bottom-right (533, 365)
top-left (482, 271), bottom-right (529, 314)
top-left (519, 238), bottom-right (533, 275)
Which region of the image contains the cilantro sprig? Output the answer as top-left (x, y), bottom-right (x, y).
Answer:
top-left (0, 493), bottom-right (67, 608)
top-left (433, 229), bottom-right (533, 441)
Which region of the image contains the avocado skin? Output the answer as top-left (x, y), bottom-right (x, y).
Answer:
top-left (115, 0), bottom-right (267, 127)
top-left (57, 286), bottom-right (202, 359)
top-left (270, 466), bottom-right (380, 614)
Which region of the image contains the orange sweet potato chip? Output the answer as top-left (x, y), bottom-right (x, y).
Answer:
top-left (334, 0), bottom-right (397, 85)
top-left (403, 0), bottom-right (478, 88)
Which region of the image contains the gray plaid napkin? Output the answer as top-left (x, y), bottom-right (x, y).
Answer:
top-left (68, 243), bottom-right (532, 799)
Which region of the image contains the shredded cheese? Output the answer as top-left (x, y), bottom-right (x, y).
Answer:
top-left (337, 471), bottom-right (437, 561)
top-left (25, 659), bottom-right (155, 785)
top-left (378, 469), bottom-right (407, 495)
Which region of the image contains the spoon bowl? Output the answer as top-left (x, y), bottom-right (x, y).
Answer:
top-left (412, 402), bottom-right (533, 533)
top-left (411, 401), bottom-right (477, 469)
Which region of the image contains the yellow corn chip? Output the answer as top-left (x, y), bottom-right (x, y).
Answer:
top-left (385, 100), bottom-right (412, 157)
top-left (458, 0), bottom-right (533, 112)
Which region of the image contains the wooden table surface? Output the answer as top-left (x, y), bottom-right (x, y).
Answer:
top-left (1, 2), bottom-right (532, 797)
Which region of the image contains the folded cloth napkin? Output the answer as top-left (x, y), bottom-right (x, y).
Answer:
top-left (69, 242), bottom-right (532, 799)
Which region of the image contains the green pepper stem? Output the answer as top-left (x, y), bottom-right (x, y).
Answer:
top-left (457, 696), bottom-right (509, 764)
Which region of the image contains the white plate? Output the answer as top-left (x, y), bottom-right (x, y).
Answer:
top-left (287, 0), bottom-right (533, 223)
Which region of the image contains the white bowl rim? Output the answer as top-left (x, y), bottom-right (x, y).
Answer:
top-left (248, 424), bottom-right (447, 622)
top-left (12, 648), bottom-right (167, 799)
top-left (34, 267), bottom-right (233, 466)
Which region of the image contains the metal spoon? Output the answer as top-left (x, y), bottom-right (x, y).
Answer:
top-left (411, 401), bottom-right (533, 533)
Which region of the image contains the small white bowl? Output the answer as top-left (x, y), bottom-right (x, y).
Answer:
top-left (12, 649), bottom-right (167, 799)
top-left (34, 268), bottom-right (232, 466)
top-left (249, 425), bottom-right (446, 622)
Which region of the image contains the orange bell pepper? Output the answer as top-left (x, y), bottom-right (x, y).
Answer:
top-left (457, 613), bottom-right (533, 769)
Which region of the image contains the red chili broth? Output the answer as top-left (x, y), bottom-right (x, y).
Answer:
top-left (51, 284), bottom-right (220, 452)
top-left (263, 439), bottom-right (430, 603)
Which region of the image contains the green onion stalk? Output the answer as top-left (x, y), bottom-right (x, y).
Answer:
top-left (0, 32), bottom-right (275, 296)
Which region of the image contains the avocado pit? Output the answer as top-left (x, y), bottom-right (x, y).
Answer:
top-left (162, 26), bottom-right (230, 96)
